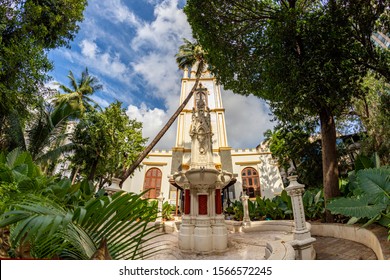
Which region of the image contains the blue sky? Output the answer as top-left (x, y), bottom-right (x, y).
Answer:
top-left (48, 0), bottom-right (274, 149)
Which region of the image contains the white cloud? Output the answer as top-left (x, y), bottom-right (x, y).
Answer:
top-left (130, 0), bottom-right (192, 129)
top-left (131, 0), bottom-right (192, 86)
top-left (89, 0), bottom-right (142, 27)
top-left (222, 90), bottom-right (275, 148)
top-left (78, 39), bottom-right (129, 81)
top-left (132, 0), bottom-right (191, 52)
top-left (126, 103), bottom-right (176, 148)
top-left (127, 1), bottom-right (275, 149)
top-left (80, 40), bottom-right (97, 58)
top-left (132, 52), bottom-right (180, 99)
top-left (122, 0), bottom-right (193, 149)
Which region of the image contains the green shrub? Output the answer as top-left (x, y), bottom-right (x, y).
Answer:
top-left (328, 167), bottom-right (390, 230)
top-left (162, 201), bottom-right (175, 221)
top-left (302, 188), bottom-right (325, 220)
top-left (224, 188), bottom-right (324, 221)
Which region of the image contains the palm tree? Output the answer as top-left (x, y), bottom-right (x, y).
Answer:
top-left (54, 68), bottom-right (103, 117)
top-left (4, 94), bottom-right (75, 168)
top-left (119, 39), bottom-right (208, 186)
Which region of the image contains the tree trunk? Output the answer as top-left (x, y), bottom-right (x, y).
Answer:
top-left (88, 159), bottom-right (98, 182)
top-left (319, 107), bottom-right (340, 222)
top-left (119, 78), bottom-right (201, 187)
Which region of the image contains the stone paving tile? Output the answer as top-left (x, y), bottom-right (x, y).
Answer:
top-left (313, 236), bottom-right (377, 260)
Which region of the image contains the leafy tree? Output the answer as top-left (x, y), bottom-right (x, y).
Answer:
top-left (264, 125), bottom-right (323, 188)
top-left (185, 0), bottom-right (390, 221)
top-left (0, 0), bottom-right (87, 150)
top-left (71, 102), bottom-right (147, 187)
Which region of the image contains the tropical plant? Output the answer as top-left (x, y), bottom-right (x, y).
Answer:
top-left (352, 73), bottom-right (390, 165)
top-left (162, 201), bottom-right (175, 221)
top-left (255, 191), bottom-right (293, 220)
top-left (0, 191), bottom-right (161, 259)
top-left (225, 189), bottom-right (325, 222)
top-left (302, 188), bottom-right (325, 220)
top-left (264, 125), bottom-right (323, 188)
top-left (230, 200), bottom-right (244, 221)
top-left (55, 68), bottom-right (103, 117)
top-left (0, 149), bottom-right (162, 259)
top-left (120, 39), bottom-right (208, 185)
top-left (327, 167), bottom-right (390, 230)
top-left (2, 94), bottom-right (76, 173)
top-left (0, 148), bottom-right (47, 213)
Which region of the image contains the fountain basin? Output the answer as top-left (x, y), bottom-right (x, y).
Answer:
top-left (185, 168), bottom-right (220, 186)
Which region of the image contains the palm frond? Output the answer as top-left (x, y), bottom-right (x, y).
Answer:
top-left (35, 142), bottom-right (75, 164)
top-left (0, 191), bottom-right (161, 259)
top-left (67, 71), bottom-right (79, 92)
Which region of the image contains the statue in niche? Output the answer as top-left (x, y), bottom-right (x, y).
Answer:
top-left (197, 128), bottom-right (207, 155)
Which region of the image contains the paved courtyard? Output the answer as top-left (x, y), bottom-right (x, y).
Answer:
top-left (313, 236), bottom-right (377, 260)
top-left (145, 230), bottom-right (379, 260)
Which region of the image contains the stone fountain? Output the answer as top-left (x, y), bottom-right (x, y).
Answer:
top-left (172, 87), bottom-right (232, 253)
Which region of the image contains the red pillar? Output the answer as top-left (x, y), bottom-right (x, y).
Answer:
top-left (215, 189), bottom-right (222, 214)
top-left (198, 195), bottom-right (208, 215)
top-left (184, 189), bottom-right (190, 215)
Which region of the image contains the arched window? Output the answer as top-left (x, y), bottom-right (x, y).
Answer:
top-left (241, 167), bottom-right (261, 198)
top-left (143, 168), bottom-right (162, 199)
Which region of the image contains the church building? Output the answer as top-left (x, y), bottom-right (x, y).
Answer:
top-left (121, 67), bottom-right (284, 208)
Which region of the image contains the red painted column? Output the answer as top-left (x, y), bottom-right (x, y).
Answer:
top-left (184, 189), bottom-right (190, 215)
top-left (198, 195), bottom-right (208, 215)
top-left (215, 189), bottom-right (222, 214)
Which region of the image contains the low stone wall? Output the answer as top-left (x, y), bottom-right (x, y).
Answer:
top-left (242, 220), bottom-right (295, 233)
top-left (311, 222), bottom-right (388, 260)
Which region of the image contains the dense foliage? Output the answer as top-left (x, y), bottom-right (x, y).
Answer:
top-left (71, 102), bottom-right (146, 186)
top-left (0, 149), bottom-right (161, 259)
top-left (225, 189), bottom-right (324, 222)
top-left (264, 125), bottom-right (323, 188)
top-left (352, 73), bottom-right (390, 165)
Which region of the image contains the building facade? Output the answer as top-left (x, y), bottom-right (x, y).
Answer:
top-left (121, 68), bottom-right (284, 208)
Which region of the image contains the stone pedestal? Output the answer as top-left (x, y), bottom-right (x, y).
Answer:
top-left (194, 216), bottom-right (212, 253)
top-left (241, 195), bottom-right (251, 227)
top-left (286, 176), bottom-right (316, 260)
top-left (212, 215), bottom-right (228, 252)
top-left (178, 216), bottom-right (194, 252)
